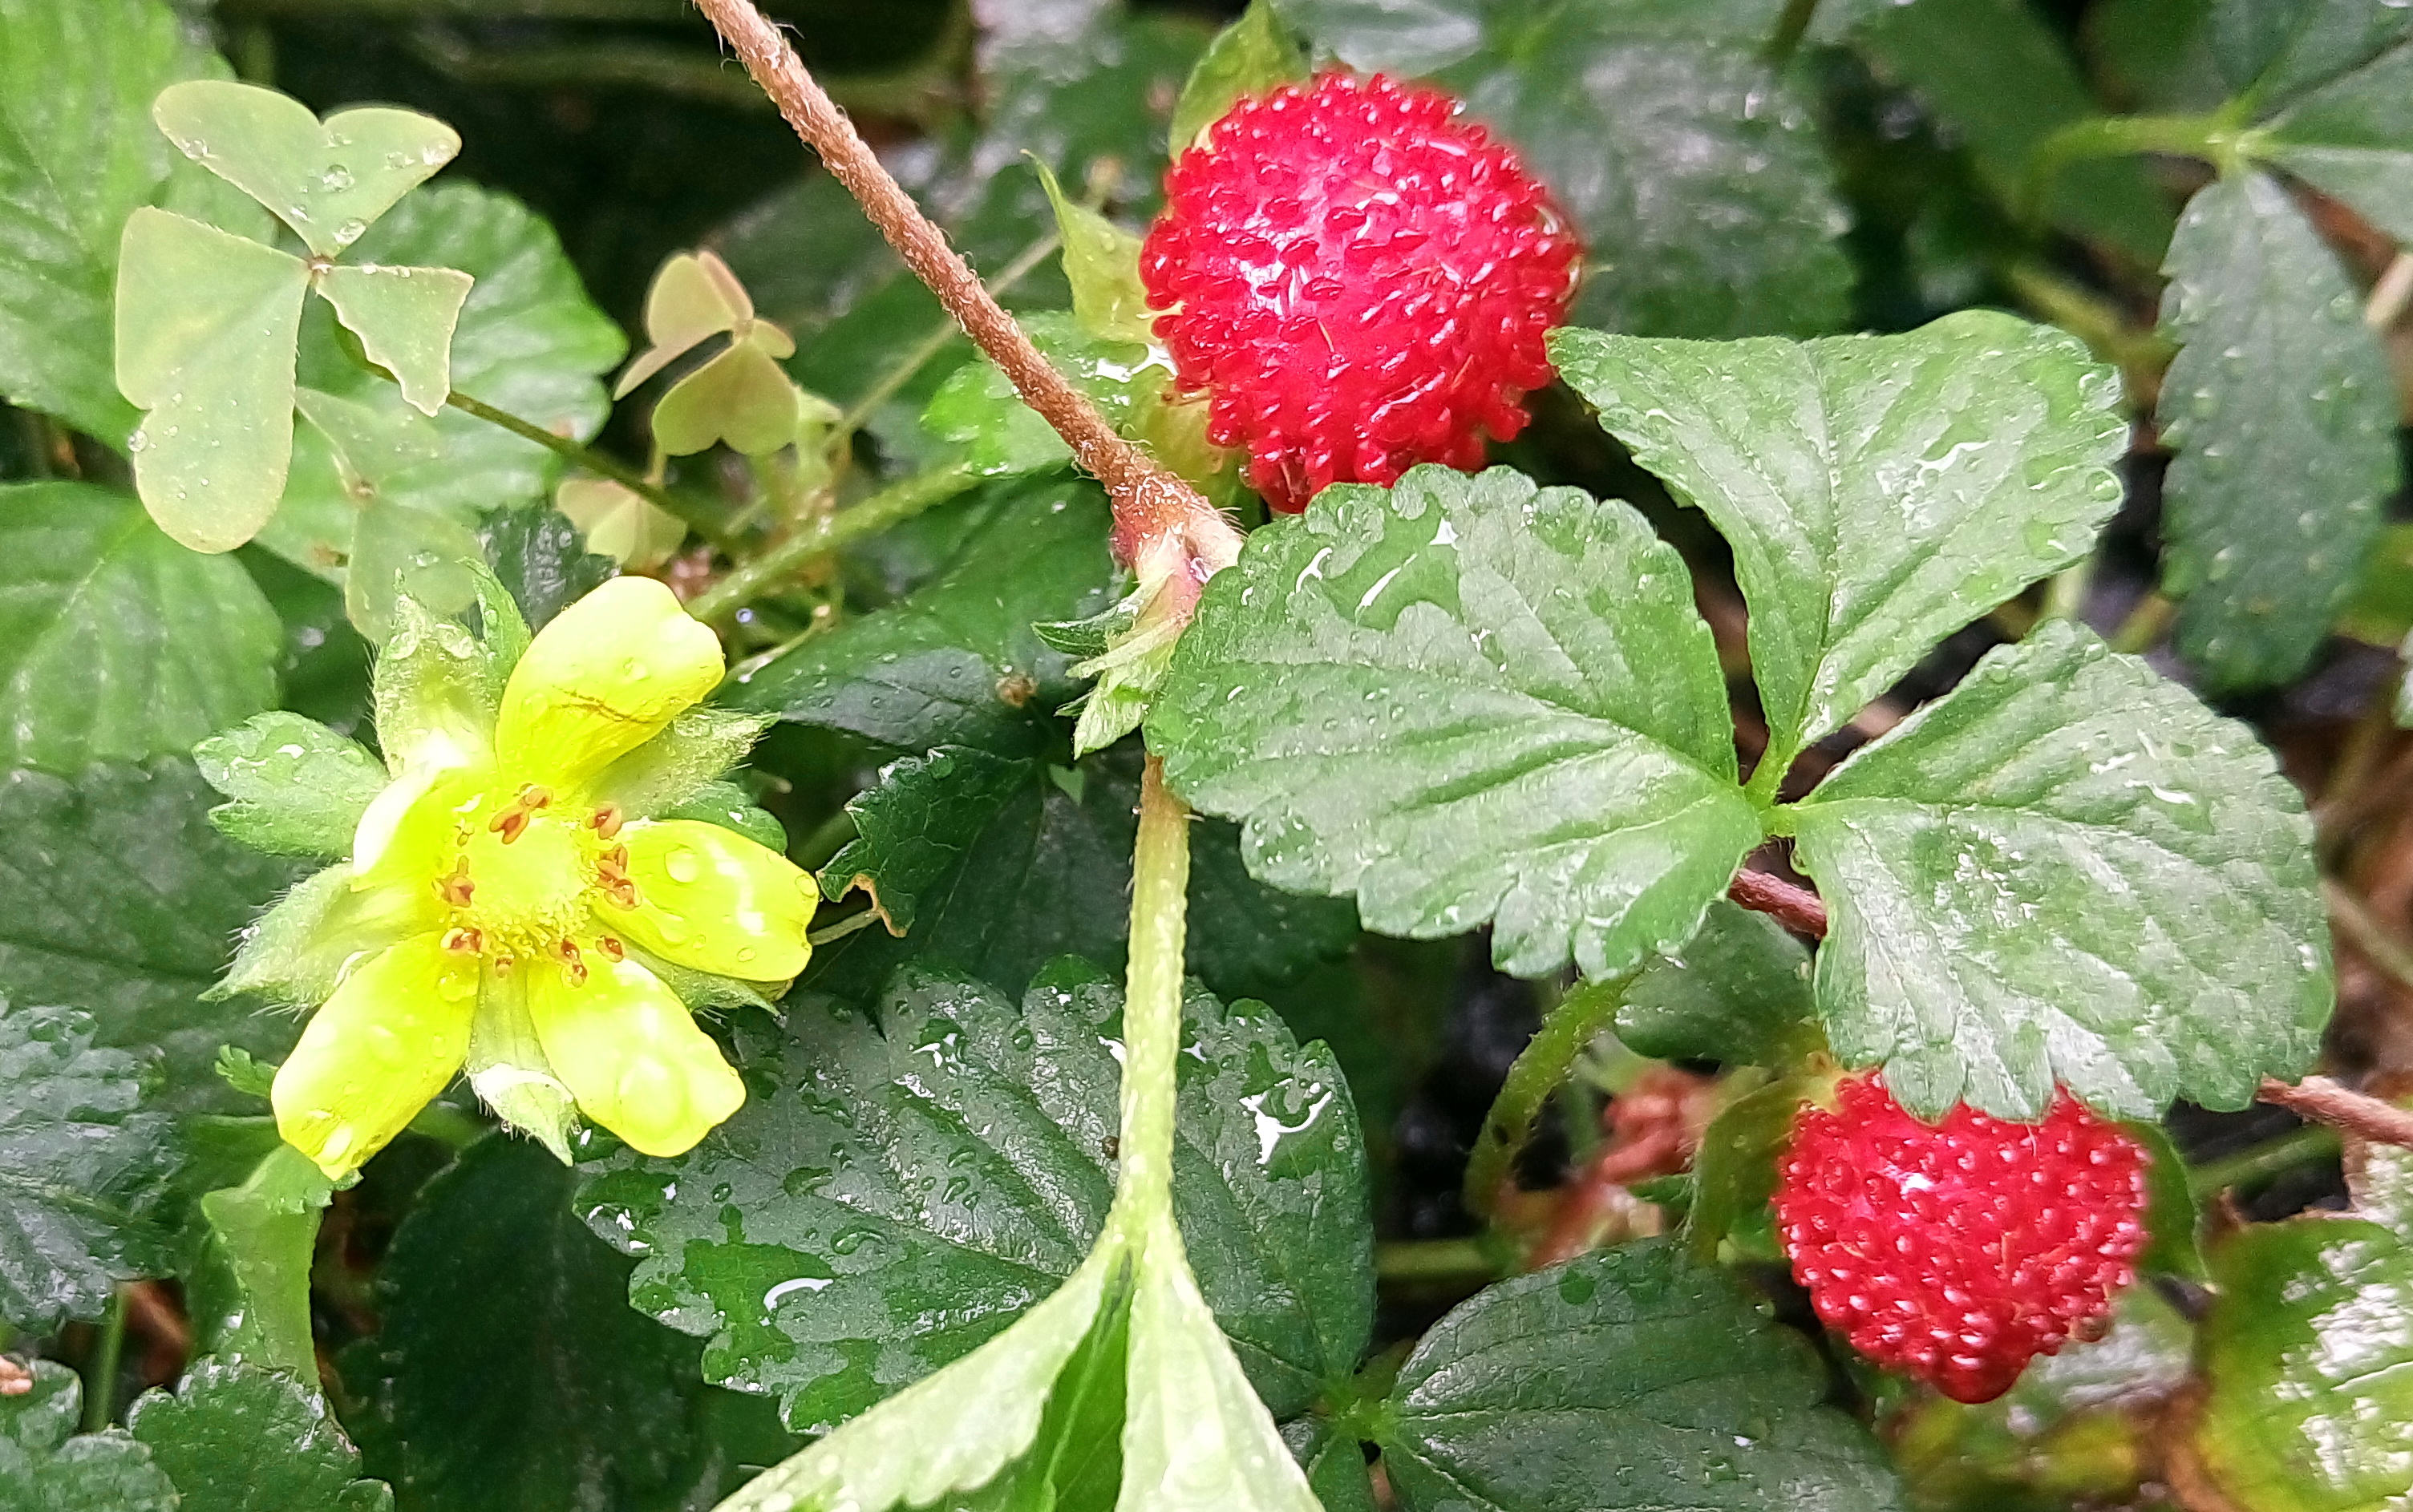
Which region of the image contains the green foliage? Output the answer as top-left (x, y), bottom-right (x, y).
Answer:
top-left (1788, 621), bottom-right (2331, 1121)
top-left (126, 1357), bottom-right (391, 1512)
top-left (724, 472), bottom-right (1114, 758)
top-left (0, 483), bottom-right (281, 774)
top-left (0, 999), bottom-right (170, 1331)
top-left (1612, 900), bottom-right (1815, 1067)
top-left (1169, 2), bottom-right (1310, 156)
top-left (2154, 172), bottom-right (2397, 690)
top-left (0, 758), bottom-right (304, 1107)
top-left (192, 712), bottom-right (384, 858)
top-left (1552, 313), bottom-right (2127, 774)
top-left (811, 744), bottom-right (1354, 1004)
top-left (1372, 1241), bottom-right (1908, 1512)
top-left (578, 961), bottom-right (1370, 1433)
top-left (0, 0), bottom-right (266, 445)
top-left (0, 1361), bottom-right (176, 1512)
top-left (1152, 464), bottom-right (1759, 981)
top-left (346, 1136), bottom-right (796, 1512)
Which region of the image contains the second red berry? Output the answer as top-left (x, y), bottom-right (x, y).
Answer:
top-left (1773, 1073), bottom-right (2149, 1404)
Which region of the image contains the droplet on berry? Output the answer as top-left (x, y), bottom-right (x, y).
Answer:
top-left (1140, 72), bottom-right (1579, 512)
top-left (1773, 1073), bottom-right (2148, 1403)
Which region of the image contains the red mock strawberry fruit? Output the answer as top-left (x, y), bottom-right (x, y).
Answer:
top-left (1140, 72), bottom-right (1578, 512)
top-left (1773, 1074), bottom-right (2149, 1404)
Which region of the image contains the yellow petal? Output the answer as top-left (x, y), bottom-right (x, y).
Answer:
top-left (493, 576), bottom-right (723, 794)
top-left (272, 933), bottom-right (476, 1178)
top-left (524, 949), bottom-right (743, 1157)
top-left (597, 819), bottom-right (816, 981)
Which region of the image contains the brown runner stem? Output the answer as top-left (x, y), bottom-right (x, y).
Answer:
top-left (1728, 867), bottom-right (1829, 939)
top-left (690, 0), bottom-right (1241, 579)
top-left (2258, 1076), bottom-right (2413, 1151)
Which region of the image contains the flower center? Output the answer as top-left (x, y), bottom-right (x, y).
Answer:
top-left (431, 784), bottom-right (633, 976)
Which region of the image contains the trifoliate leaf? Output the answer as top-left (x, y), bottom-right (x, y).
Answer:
top-left (577, 963), bottom-right (1371, 1434)
top-left (0, 483), bottom-right (280, 775)
top-left (2156, 172), bottom-right (2397, 691)
top-left (2261, 38), bottom-right (2413, 243)
top-left (615, 249), bottom-right (759, 398)
top-left (651, 334), bottom-right (805, 457)
top-left (1150, 463), bottom-right (1759, 982)
top-left (114, 208), bottom-right (310, 554)
top-left (150, 80), bottom-right (458, 259)
top-left (0, 998), bottom-right (172, 1330)
top-left (1786, 621), bottom-right (2331, 1122)
top-left (127, 1357), bottom-right (391, 1512)
top-left (1376, 1240), bottom-right (1907, 1512)
top-left (1552, 313), bottom-right (2126, 773)
top-left (193, 711), bottom-right (386, 858)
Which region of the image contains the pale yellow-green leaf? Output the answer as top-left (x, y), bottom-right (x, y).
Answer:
top-left (314, 262), bottom-right (473, 415)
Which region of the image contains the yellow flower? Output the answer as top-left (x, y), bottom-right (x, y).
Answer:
top-left (213, 576), bottom-right (815, 1178)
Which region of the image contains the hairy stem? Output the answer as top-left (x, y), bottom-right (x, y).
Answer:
top-left (2186, 1121), bottom-right (2340, 1201)
top-left (834, 228), bottom-right (1063, 447)
top-left (1462, 976), bottom-right (1628, 1218)
top-left (2325, 878), bottom-right (2413, 1000)
top-left (690, 0), bottom-right (1241, 578)
top-left (2259, 1076), bottom-right (2413, 1151)
top-left (1119, 758), bottom-right (1192, 1215)
top-left (80, 1289), bottom-right (126, 1432)
top-left (686, 462), bottom-right (975, 623)
top-left (1728, 866), bottom-right (1829, 938)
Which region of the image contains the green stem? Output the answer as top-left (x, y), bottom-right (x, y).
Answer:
top-left (1461, 976), bottom-right (1630, 1218)
top-left (81, 1289), bottom-right (126, 1432)
top-left (2038, 562), bottom-right (2091, 625)
top-left (687, 462), bottom-right (975, 624)
top-left (2108, 591), bottom-right (2174, 654)
top-left (806, 908), bottom-right (882, 948)
top-left (1765, 0), bottom-right (1821, 64)
top-left (2023, 114), bottom-right (2249, 221)
top-left (442, 390), bottom-right (731, 548)
top-left (2187, 1122), bottom-right (2342, 1200)
top-left (794, 807), bottom-right (859, 873)
top-left (1116, 758), bottom-right (1192, 1218)
top-left (1375, 1238), bottom-right (1505, 1286)
top-left (2323, 879), bottom-right (2413, 1000)
top-left (832, 229), bottom-right (1063, 448)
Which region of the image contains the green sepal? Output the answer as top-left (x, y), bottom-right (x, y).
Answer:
top-left (210, 864), bottom-right (423, 1007)
top-left (593, 705), bottom-right (775, 819)
top-left (193, 710), bottom-right (386, 857)
top-left (1169, 0), bottom-right (1308, 152)
top-left (1031, 158), bottom-right (1155, 346)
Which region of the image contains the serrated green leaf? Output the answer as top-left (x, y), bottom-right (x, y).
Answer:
top-left (0, 758), bottom-right (306, 1110)
top-left (723, 471), bottom-right (1114, 758)
top-left (2263, 41), bottom-right (2413, 243)
top-left (0, 0), bottom-right (267, 445)
top-left (1152, 464), bottom-right (1758, 982)
top-left (1847, 0), bottom-right (2175, 261)
top-left (257, 183), bottom-right (623, 581)
top-left (193, 711), bottom-right (384, 857)
top-left (0, 1361), bottom-right (176, 1512)
top-left (0, 998), bottom-right (172, 1330)
top-left (1287, 1417), bottom-right (1379, 1512)
top-left (127, 1357), bottom-right (391, 1512)
top-left (2156, 172), bottom-right (2397, 691)
top-left (577, 964), bottom-right (1370, 1434)
top-left (804, 745), bottom-right (1356, 1006)
top-left (2191, 1210), bottom-right (2413, 1511)
top-left (151, 81), bottom-right (458, 259)
top-left (1613, 899), bottom-right (1816, 1067)
top-left (1171, 1), bottom-right (1309, 152)
top-left (0, 482), bottom-right (280, 774)
top-left (314, 263), bottom-right (473, 417)
top-left (1378, 1239), bottom-right (1908, 1512)
top-left (115, 208), bottom-right (310, 554)
top-left (479, 501), bottom-right (615, 632)
top-left (1267, 0), bottom-right (1484, 73)
top-left (1553, 313), bottom-right (2126, 773)
top-left (346, 1137), bottom-right (779, 1512)
top-left (2211, 0), bottom-right (2411, 109)
top-left (1787, 621), bottom-right (2330, 1122)
top-left (822, 744), bottom-right (1036, 935)
top-left (1440, 10), bottom-right (1851, 336)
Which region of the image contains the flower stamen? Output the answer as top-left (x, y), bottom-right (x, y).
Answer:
top-left (437, 858), bottom-right (475, 908)
top-left (591, 803), bottom-right (624, 840)
top-left (597, 935), bottom-right (626, 961)
top-left (554, 936), bottom-right (589, 986)
top-left (440, 924), bottom-right (484, 954)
